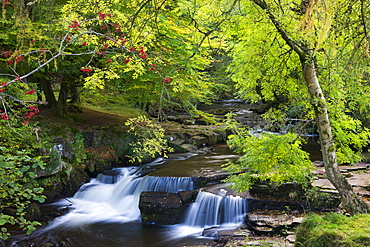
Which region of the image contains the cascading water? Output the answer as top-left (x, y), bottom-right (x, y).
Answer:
top-left (184, 190), bottom-right (247, 228)
top-left (44, 166), bottom-right (247, 233)
top-left (45, 166), bottom-right (195, 229)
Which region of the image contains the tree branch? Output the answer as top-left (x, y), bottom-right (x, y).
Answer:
top-left (183, 0), bottom-right (239, 68)
top-left (250, 0), bottom-right (308, 60)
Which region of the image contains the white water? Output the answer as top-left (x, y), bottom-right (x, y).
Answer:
top-left (8, 145), bottom-right (250, 247)
top-left (43, 165), bottom-right (247, 238)
top-left (184, 191), bottom-right (247, 228)
top-left (44, 167), bottom-right (194, 230)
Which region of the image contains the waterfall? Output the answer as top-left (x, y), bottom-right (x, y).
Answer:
top-left (46, 167), bottom-right (194, 229)
top-left (24, 146), bottom-right (250, 247)
top-left (74, 167), bottom-right (194, 211)
top-left (45, 165), bottom-right (246, 234)
top-left (184, 191), bottom-right (247, 228)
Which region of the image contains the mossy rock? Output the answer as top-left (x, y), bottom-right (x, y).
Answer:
top-left (36, 149), bottom-right (64, 178)
top-left (61, 169), bottom-right (90, 197)
top-left (295, 213), bottom-right (370, 247)
top-left (84, 146), bottom-right (118, 175)
top-left (40, 173), bottom-right (68, 203)
top-left (168, 142), bottom-right (189, 153)
top-left (139, 191), bottom-right (193, 225)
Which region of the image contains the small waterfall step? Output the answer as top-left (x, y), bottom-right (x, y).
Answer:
top-left (184, 190), bottom-right (247, 228)
top-left (69, 167), bottom-right (195, 223)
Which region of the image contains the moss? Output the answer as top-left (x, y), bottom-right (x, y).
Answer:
top-left (328, 144), bottom-right (335, 153)
top-left (38, 172), bottom-right (69, 202)
top-left (168, 142), bottom-right (189, 153)
top-left (295, 213), bottom-right (370, 247)
top-left (305, 188), bottom-right (341, 209)
top-left (61, 169), bottom-right (90, 197)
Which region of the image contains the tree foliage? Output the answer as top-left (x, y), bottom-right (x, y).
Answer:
top-left (224, 128), bottom-right (313, 191)
top-left (223, 0), bottom-right (370, 160)
top-left (1, 0), bottom-right (228, 120)
top-left (1, 0), bottom-right (370, 234)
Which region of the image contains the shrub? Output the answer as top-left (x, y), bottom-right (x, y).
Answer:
top-left (0, 122), bottom-right (48, 239)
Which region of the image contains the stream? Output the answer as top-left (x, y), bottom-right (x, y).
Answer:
top-left (4, 98), bottom-right (322, 247)
top-left (7, 144), bottom-right (247, 247)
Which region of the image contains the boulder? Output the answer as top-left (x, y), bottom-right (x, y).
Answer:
top-left (139, 191), bottom-right (196, 225)
top-left (247, 198), bottom-right (307, 213)
top-left (61, 169), bottom-right (90, 197)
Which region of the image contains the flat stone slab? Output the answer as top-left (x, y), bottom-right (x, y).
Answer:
top-left (340, 163), bottom-right (370, 172)
top-left (292, 217), bottom-right (304, 224)
top-left (347, 173), bottom-right (370, 187)
top-left (351, 163), bottom-right (370, 169)
top-left (312, 167), bottom-right (326, 175)
top-left (313, 161), bottom-right (324, 167)
top-left (353, 187), bottom-right (370, 196)
top-left (313, 173), bottom-right (370, 190)
top-left (312, 179), bottom-right (336, 190)
top-left (248, 213), bottom-right (304, 228)
top-left (286, 235), bottom-right (296, 243)
top-left (312, 163), bottom-right (370, 175)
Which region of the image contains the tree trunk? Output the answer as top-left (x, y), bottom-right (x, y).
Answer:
top-left (39, 76), bottom-right (57, 108)
top-left (55, 82), bottom-right (68, 116)
top-left (302, 59), bottom-right (369, 215)
top-left (70, 82), bottom-right (81, 104)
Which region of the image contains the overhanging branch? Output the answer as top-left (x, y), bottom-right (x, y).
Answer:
top-left (250, 0), bottom-right (308, 60)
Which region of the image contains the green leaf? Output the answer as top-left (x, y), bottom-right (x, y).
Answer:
top-left (0, 218), bottom-right (7, 226)
top-left (32, 196), bottom-right (46, 203)
top-left (0, 161), bottom-right (13, 168)
top-left (26, 225), bottom-right (36, 235)
top-left (20, 166), bottom-right (30, 173)
top-left (33, 187), bottom-right (44, 193)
